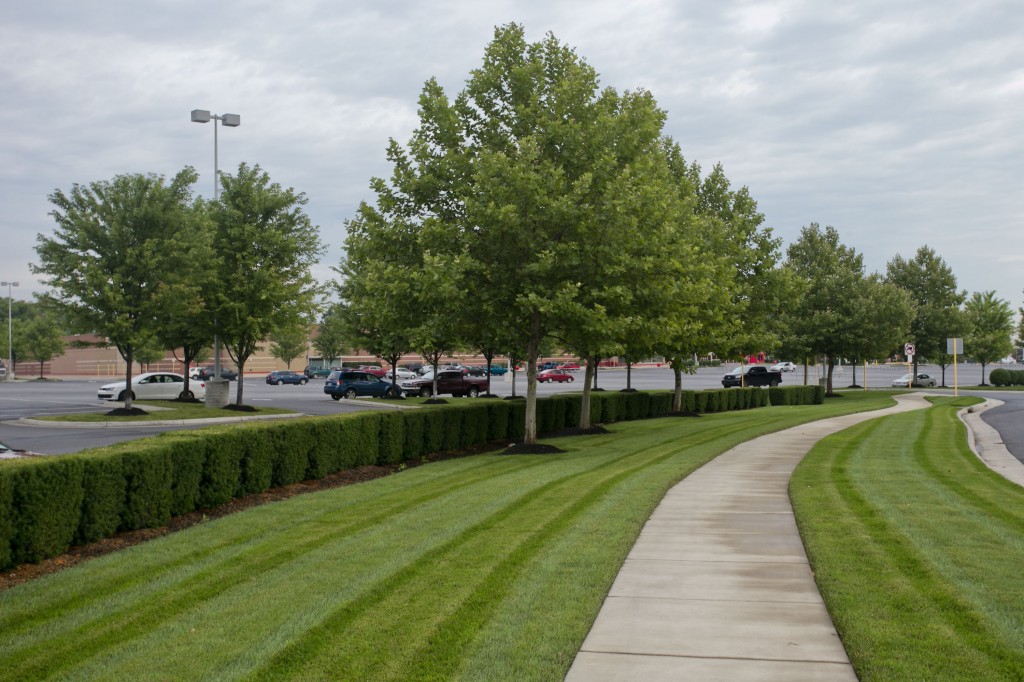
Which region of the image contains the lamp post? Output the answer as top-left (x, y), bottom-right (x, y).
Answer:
top-left (191, 109), bottom-right (240, 407)
top-left (1, 281), bottom-right (18, 381)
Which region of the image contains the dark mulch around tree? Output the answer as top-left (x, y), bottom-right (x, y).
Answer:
top-left (481, 394), bottom-right (502, 399)
top-left (503, 396), bottom-right (525, 401)
top-left (501, 424), bottom-right (610, 455)
top-left (591, 387), bottom-right (606, 392)
top-left (619, 388), bottom-right (639, 393)
top-left (423, 398), bottom-right (449, 405)
top-left (825, 393), bottom-right (845, 399)
top-left (0, 440), bottom-right (506, 592)
top-left (847, 384), bottom-right (863, 389)
top-left (172, 397), bottom-right (203, 404)
top-left (223, 403), bottom-right (259, 412)
top-left (105, 407), bottom-right (149, 417)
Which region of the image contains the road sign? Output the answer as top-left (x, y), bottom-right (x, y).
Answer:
top-left (905, 343), bottom-right (916, 357)
top-left (946, 338), bottom-right (963, 355)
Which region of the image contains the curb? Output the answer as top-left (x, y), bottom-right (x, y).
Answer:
top-left (12, 412), bottom-right (307, 429)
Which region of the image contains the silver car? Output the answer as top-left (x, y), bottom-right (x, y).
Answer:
top-left (891, 372), bottom-right (936, 388)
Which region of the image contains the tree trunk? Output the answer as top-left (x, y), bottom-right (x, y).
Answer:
top-left (38, 360), bottom-right (44, 379)
top-left (672, 364), bottom-right (683, 413)
top-left (580, 354), bottom-right (595, 429)
top-left (483, 349), bottom-right (495, 395)
top-left (524, 312), bottom-right (541, 444)
top-left (235, 365), bottom-right (245, 405)
top-left (592, 356), bottom-right (600, 390)
top-left (826, 354), bottom-right (835, 395)
top-left (803, 357), bottom-right (809, 386)
top-left (626, 360), bottom-right (632, 390)
top-left (123, 346), bottom-right (134, 409)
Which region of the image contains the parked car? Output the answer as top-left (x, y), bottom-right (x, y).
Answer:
top-left (324, 369), bottom-right (400, 399)
top-left (539, 361), bottom-right (561, 371)
top-left (304, 365), bottom-right (333, 378)
top-left (770, 361), bottom-right (797, 373)
top-left (196, 366), bottom-right (238, 381)
top-left (266, 370), bottom-right (309, 385)
top-left (538, 369), bottom-right (574, 383)
top-left (892, 373), bottom-right (936, 388)
top-left (98, 372), bottom-right (205, 401)
top-left (400, 370), bottom-right (486, 397)
top-left (383, 367), bottom-right (417, 380)
top-left (721, 365), bottom-right (782, 388)
top-left (557, 363), bottom-right (581, 372)
top-left (467, 364), bottom-right (511, 377)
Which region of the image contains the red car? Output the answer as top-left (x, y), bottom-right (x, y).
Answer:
top-left (557, 363), bottom-right (580, 371)
top-left (358, 365), bottom-right (387, 377)
top-left (538, 369), bottom-right (574, 383)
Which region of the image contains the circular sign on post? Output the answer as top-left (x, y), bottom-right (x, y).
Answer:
top-left (905, 343), bottom-right (916, 357)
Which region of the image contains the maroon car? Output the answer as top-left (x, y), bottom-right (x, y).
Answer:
top-left (538, 369), bottom-right (574, 383)
top-left (400, 370), bottom-right (487, 397)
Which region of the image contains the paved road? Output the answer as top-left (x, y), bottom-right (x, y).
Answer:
top-left (0, 363), bottom-right (1012, 456)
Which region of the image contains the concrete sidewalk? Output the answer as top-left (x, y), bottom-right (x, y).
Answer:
top-left (566, 393), bottom-right (938, 681)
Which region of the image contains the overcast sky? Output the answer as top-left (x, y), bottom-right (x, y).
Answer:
top-left (2, 1), bottom-right (1021, 314)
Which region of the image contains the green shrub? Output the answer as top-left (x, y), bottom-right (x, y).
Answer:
top-left (120, 447), bottom-right (173, 530)
top-left (0, 466), bottom-right (15, 569)
top-left (75, 453), bottom-right (125, 544)
top-left (377, 412), bottom-right (407, 465)
top-left (8, 457), bottom-right (85, 564)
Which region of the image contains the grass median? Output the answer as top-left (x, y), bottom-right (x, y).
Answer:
top-left (37, 401), bottom-right (295, 422)
top-left (792, 395), bottom-right (1024, 680)
top-left (1, 392), bottom-right (897, 680)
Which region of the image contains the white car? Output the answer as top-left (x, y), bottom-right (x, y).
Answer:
top-left (770, 361), bottom-right (797, 373)
top-left (98, 372), bottom-right (205, 401)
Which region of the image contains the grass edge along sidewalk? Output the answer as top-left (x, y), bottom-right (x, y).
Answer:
top-left (1, 393), bottom-right (888, 681)
top-left (792, 395), bottom-right (1024, 681)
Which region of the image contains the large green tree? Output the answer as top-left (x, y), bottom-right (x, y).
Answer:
top-left (783, 224), bottom-right (874, 395)
top-left (269, 323), bottom-right (310, 370)
top-left (32, 168), bottom-right (199, 409)
top-left (885, 245), bottom-right (965, 378)
top-left (208, 163), bottom-right (323, 405)
top-left (964, 291), bottom-right (1014, 385)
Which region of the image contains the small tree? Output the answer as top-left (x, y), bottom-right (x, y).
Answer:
top-left (965, 291), bottom-right (1014, 385)
top-left (208, 163), bottom-right (323, 405)
top-left (269, 324), bottom-right (309, 369)
top-left (312, 305), bottom-right (347, 368)
top-left (20, 313), bottom-right (65, 379)
top-left (33, 167), bottom-right (200, 410)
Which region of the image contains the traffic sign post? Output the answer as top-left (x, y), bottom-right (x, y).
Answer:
top-left (948, 337), bottom-right (963, 397)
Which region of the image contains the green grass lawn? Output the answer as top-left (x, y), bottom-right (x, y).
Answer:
top-left (14, 391), bottom-right (1007, 675)
top-left (37, 401), bottom-right (294, 422)
top-left (792, 396), bottom-right (1024, 681)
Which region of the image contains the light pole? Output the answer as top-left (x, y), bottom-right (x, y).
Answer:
top-left (191, 109), bottom-right (240, 407)
top-left (1, 281), bottom-right (18, 381)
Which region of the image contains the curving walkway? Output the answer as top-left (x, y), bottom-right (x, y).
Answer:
top-left (567, 393), bottom-right (951, 681)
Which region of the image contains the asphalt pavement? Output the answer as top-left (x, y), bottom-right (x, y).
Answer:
top-left (0, 363), bottom-right (1018, 456)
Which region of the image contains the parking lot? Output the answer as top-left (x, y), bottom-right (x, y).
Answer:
top-left (0, 362), bottom-right (1004, 455)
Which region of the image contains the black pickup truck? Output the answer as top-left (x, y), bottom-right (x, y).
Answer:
top-left (721, 365), bottom-right (783, 388)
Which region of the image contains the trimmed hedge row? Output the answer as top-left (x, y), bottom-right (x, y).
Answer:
top-left (0, 388), bottom-right (769, 570)
top-left (990, 369), bottom-right (1024, 387)
top-left (768, 384), bottom-right (825, 406)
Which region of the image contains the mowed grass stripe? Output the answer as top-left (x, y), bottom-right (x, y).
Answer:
top-left (792, 397), bottom-right (1024, 681)
top-left (0, 454), bottom-right (511, 636)
top-left (247, 422), bottom-right (724, 680)
top-left (1, 394), bottom-right (901, 680)
top-left (0, 456), bottom-right (551, 678)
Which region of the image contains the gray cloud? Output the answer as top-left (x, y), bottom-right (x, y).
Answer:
top-left (3, 0), bottom-right (1021, 313)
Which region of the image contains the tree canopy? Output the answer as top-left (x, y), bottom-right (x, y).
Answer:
top-left (32, 167), bottom-right (200, 409)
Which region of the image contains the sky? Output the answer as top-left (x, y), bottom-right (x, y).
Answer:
top-left (2, 0), bottom-right (1022, 314)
